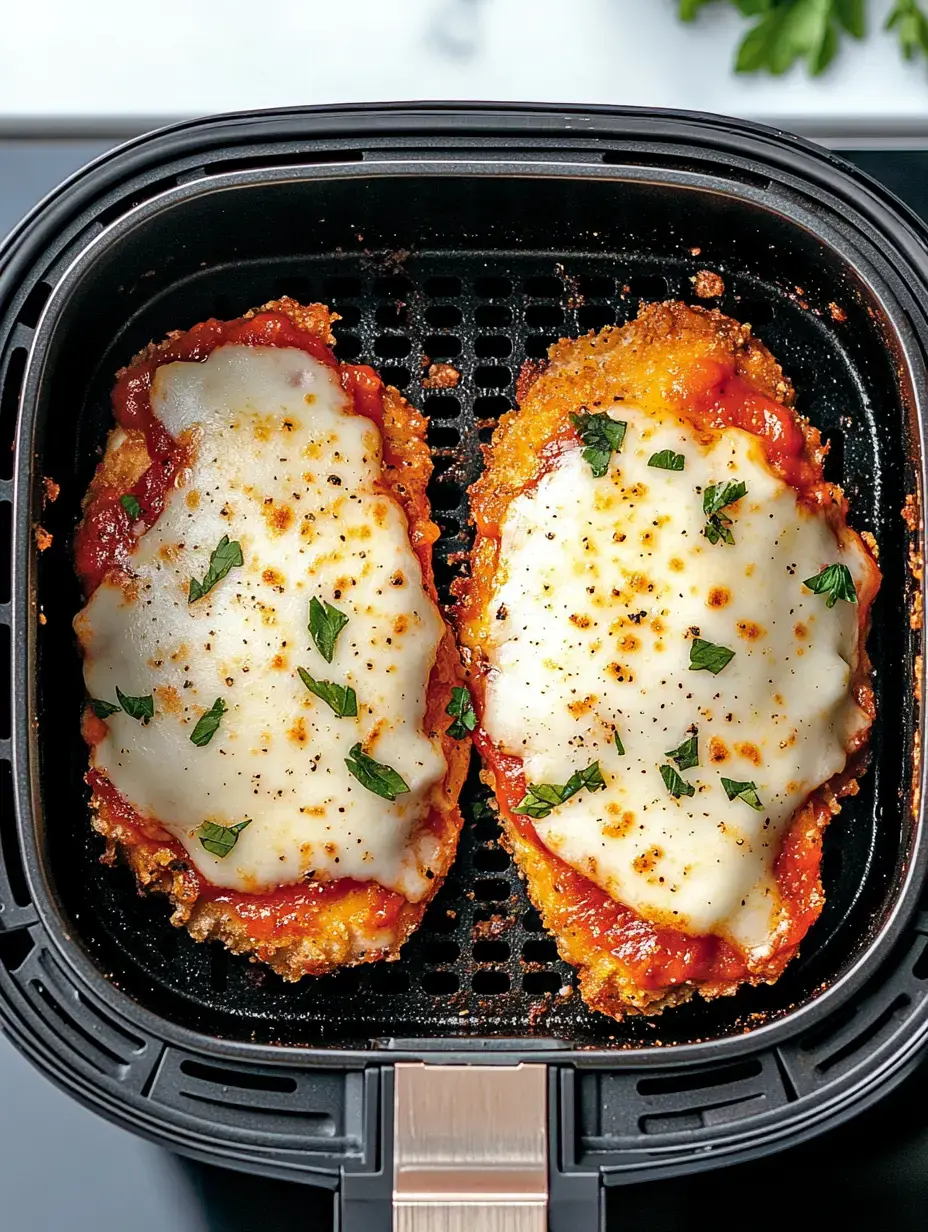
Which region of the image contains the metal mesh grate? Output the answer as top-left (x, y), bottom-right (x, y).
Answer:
top-left (59, 250), bottom-right (897, 1048)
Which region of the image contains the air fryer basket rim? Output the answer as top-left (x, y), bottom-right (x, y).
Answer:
top-left (1, 105), bottom-right (926, 1202)
top-left (12, 147), bottom-right (928, 1064)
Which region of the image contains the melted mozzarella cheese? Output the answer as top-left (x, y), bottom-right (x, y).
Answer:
top-left (75, 345), bottom-right (446, 899)
top-left (481, 407), bottom-right (870, 960)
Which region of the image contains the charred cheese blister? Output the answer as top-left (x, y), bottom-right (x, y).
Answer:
top-left (75, 345), bottom-right (446, 899)
top-left (480, 406), bottom-right (871, 963)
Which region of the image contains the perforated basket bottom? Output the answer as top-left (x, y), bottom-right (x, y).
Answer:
top-left (62, 249), bottom-right (896, 1048)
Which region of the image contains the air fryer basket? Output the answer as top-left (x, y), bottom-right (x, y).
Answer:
top-left (2, 106), bottom-right (928, 1226)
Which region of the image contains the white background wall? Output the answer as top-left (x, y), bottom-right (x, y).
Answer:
top-left (0, 0), bottom-right (925, 126)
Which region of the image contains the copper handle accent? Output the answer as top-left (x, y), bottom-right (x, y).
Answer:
top-left (393, 1062), bottom-right (548, 1232)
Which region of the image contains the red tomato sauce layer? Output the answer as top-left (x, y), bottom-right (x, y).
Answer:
top-left (74, 310), bottom-right (386, 596)
top-left (79, 309), bottom-right (437, 941)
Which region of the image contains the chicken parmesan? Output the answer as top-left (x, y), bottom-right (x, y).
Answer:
top-left (457, 301), bottom-right (879, 1018)
top-left (73, 298), bottom-right (469, 979)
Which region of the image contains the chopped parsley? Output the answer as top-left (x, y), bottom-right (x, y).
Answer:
top-left (648, 449), bottom-right (686, 471)
top-left (665, 729), bottom-right (699, 770)
top-left (297, 668), bottom-right (358, 718)
top-left (802, 562), bottom-right (858, 608)
top-left (471, 797), bottom-right (496, 822)
top-left (197, 819), bottom-right (251, 857)
top-left (308, 597), bottom-right (350, 663)
top-left (689, 638), bottom-right (735, 675)
top-left (569, 410), bottom-right (628, 478)
top-left (514, 760), bottom-right (606, 820)
top-left (115, 687), bottom-right (154, 723)
top-left (120, 493), bottom-right (142, 519)
top-left (188, 535), bottom-right (243, 604)
top-left (721, 778), bottom-right (764, 811)
top-left (89, 698), bottom-right (121, 719)
top-left (614, 730), bottom-right (625, 756)
top-left (446, 687), bottom-right (476, 740)
top-left (660, 763), bottom-right (695, 799)
top-left (703, 480), bottom-right (748, 546)
top-left (345, 743), bottom-right (410, 801)
top-left (190, 697), bottom-right (227, 746)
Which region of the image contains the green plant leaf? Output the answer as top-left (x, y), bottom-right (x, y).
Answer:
top-left (721, 777), bottom-right (765, 810)
top-left (345, 744), bottom-right (410, 801)
top-left (614, 730), bottom-right (625, 756)
top-left (660, 764), bottom-right (696, 799)
top-left (188, 535), bottom-right (243, 604)
top-left (666, 729), bottom-right (699, 771)
top-left (308, 597), bottom-right (350, 664)
top-left (689, 638), bottom-right (736, 675)
top-left (89, 698), bottom-right (121, 719)
top-left (802, 562), bottom-right (858, 608)
top-left (190, 697), bottom-right (227, 746)
top-left (298, 668), bottom-right (358, 718)
top-left (514, 760), bottom-right (606, 819)
top-left (115, 687), bottom-right (154, 722)
top-left (887, 0), bottom-right (928, 61)
top-left (445, 686), bottom-right (477, 740)
top-left (648, 449), bottom-right (686, 471)
top-left (569, 411), bottom-right (627, 478)
top-left (836, 0), bottom-right (866, 37)
top-left (120, 493), bottom-right (142, 519)
top-left (197, 819), bottom-right (251, 857)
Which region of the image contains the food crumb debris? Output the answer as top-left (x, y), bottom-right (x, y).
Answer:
top-left (35, 525), bottom-right (53, 551)
top-left (39, 611), bottom-right (47, 625)
top-left (828, 302), bottom-right (847, 323)
top-left (422, 362), bottom-right (460, 389)
top-left (692, 270), bottom-right (725, 299)
top-left (42, 476), bottom-right (60, 505)
top-left (688, 246), bottom-right (702, 257)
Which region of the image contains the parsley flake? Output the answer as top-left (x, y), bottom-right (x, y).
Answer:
top-left (514, 760), bottom-right (606, 820)
top-left (120, 493), bottom-right (142, 519)
top-left (197, 819), bottom-right (251, 857)
top-left (188, 535), bottom-right (243, 604)
top-left (89, 698), bottom-right (121, 719)
top-left (345, 744), bottom-right (410, 801)
top-left (614, 730), bottom-right (625, 756)
top-left (703, 480), bottom-right (747, 546)
top-left (689, 638), bottom-right (735, 675)
top-left (446, 687), bottom-right (476, 740)
top-left (569, 410), bottom-right (627, 478)
top-left (308, 597), bottom-right (350, 663)
top-left (648, 449), bottom-right (686, 471)
top-left (802, 563), bottom-right (858, 609)
top-left (115, 687), bottom-right (154, 722)
top-left (666, 729), bottom-right (699, 771)
top-left (660, 764), bottom-right (695, 799)
top-left (297, 668), bottom-right (358, 718)
top-left (721, 778), bottom-right (764, 811)
top-left (190, 697), bottom-right (227, 746)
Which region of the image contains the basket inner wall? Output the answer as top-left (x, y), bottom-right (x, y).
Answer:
top-left (29, 172), bottom-right (915, 1047)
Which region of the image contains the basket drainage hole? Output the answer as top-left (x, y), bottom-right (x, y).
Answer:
top-left (424, 940), bottom-right (460, 965)
top-left (473, 939), bottom-right (510, 963)
top-left (378, 365), bottom-right (410, 389)
top-left (422, 970), bottom-right (459, 995)
top-left (323, 276), bottom-right (362, 298)
top-left (475, 335), bottom-right (512, 359)
top-left (525, 337), bottom-right (557, 360)
top-left (473, 846), bottom-right (510, 873)
top-left (425, 276), bottom-right (462, 298)
top-left (423, 394), bottom-right (462, 420)
top-left (475, 305), bottom-right (512, 328)
top-left (333, 334), bottom-right (362, 361)
top-left (522, 939), bottom-right (558, 964)
top-left (525, 304), bottom-right (563, 329)
top-left (524, 275), bottom-right (562, 299)
top-left (373, 275), bottom-right (412, 298)
top-left (523, 970), bottom-right (562, 994)
top-left (424, 335), bottom-right (461, 360)
top-left (375, 335), bottom-right (412, 360)
top-left (376, 304), bottom-right (407, 327)
top-left (426, 304), bottom-right (462, 328)
top-left (475, 878), bottom-right (510, 902)
top-left (475, 276), bottom-right (512, 299)
top-left (577, 305), bottom-right (614, 333)
top-left (473, 970), bottom-right (510, 995)
top-left (474, 365), bottom-right (511, 389)
top-left (629, 275), bottom-right (669, 301)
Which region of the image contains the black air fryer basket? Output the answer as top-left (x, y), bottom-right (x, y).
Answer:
top-left (2, 105), bottom-right (928, 1229)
